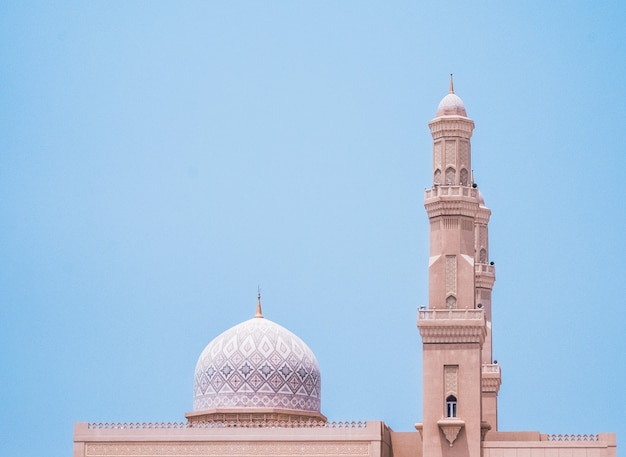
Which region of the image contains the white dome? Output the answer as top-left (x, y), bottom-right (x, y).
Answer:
top-left (193, 315), bottom-right (321, 414)
top-left (436, 92), bottom-right (467, 117)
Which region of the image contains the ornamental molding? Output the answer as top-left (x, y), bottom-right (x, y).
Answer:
top-left (475, 212), bottom-right (491, 225)
top-left (424, 200), bottom-right (480, 218)
top-left (85, 441), bottom-right (371, 456)
top-left (481, 377), bottom-right (502, 393)
top-left (418, 325), bottom-right (487, 344)
top-left (87, 420), bottom-right (366, 430)
top-left (475, 273), bottom-right (496, 290)
top-left (429, 119), bottom-right (475, 140)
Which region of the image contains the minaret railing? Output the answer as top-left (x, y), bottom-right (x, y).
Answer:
top-left (418, 309), bottom-right (484, 320)
top-left (424, 185), bottom-right (478, 199)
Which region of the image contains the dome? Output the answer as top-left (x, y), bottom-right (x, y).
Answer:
top-left (435, 92), bottom-right (467, 117)
top-left (192, 308), bottom-right (322, 416)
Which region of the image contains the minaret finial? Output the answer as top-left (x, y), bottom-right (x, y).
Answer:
top-left (449, 73), bottom-right (454, 94)
top-left (255, 287), bottom-right (264, 318)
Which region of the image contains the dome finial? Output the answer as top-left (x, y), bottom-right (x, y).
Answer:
top-left (255, 287), bottom-right (264, 318)
top-left (449, 73), bottom-right (454, 94)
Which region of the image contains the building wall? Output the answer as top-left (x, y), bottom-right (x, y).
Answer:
top-left (74, 421), bottom-right (392, 457)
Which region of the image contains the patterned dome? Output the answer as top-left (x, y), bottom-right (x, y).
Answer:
top-left (193, 311), bottom-right (321, 414)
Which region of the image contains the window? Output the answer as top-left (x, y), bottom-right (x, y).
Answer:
top-left (446, 395), bottom-right (457, 418)
top-left (460, 168), bottom-right (469, 186)
top-left (445, 167), bottom-right (456, 185)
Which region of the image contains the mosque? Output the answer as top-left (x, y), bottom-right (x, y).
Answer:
top-left (73, 81), bottom-right (617, 457)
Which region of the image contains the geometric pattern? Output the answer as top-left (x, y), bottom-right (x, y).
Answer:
top-left (445, 255), bottom-right (456, 295)
top-left (459, 140), bottom-right (469, 168)
top-left (479, 226), bottom-right (488, 256)
top-left (193, 317), bottom-right (321, 413)
top-left (434, 142), bottom-right (442, 170)
top-left (445, 141), bottom-right (456, 166)
top-left (444, 365), bottom-right (458, 395)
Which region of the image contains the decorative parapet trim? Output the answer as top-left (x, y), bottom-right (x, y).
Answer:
top-left (87, 420), bottom-right (367, 430)
top-left (546, 434), bottom-right (599, 441)
top-left (85, 441), bottom-right (371, 456)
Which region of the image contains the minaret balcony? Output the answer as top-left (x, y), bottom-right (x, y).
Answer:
top-left (425, 185), bottom-right (478, 200)
top-left (424, 186), bottom-right (480, 218)
top-left (418, 309), bottom-right (487, 344)
top-left (475, 263), bottom-right (495, 275)
top-left (475, 263), bottom-right (496, 289)
top-left (482, 363), bottom-right (502, 394)
top-left (419, 308), bottom-right (485, 320)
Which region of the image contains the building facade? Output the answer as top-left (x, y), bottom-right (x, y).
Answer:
top-left (74, 82), bottom-right (616, 457)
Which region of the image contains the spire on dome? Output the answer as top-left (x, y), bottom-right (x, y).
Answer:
top-left (449, 73), bottom-right (454, 94)
top-left (255, 289), bottom-right (264, 318)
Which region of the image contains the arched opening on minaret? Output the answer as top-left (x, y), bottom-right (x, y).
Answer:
top-left (446, 395), bottom-right (458, 418)
top-left (446, 295), bottom-right (457, 309)
top-left (434, 169), bottom-right (441, 184)
top-left (480, 248), bottom-right (487, 264)
top-left (460, 168), bottom-right (469, 186)
top-left (445, 167), bottom-right (455, 185)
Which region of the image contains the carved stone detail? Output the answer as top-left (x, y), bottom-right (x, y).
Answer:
top-left (445, 256), bottom-right (456, 296)
top-left (445, 141), bottom-right (456, 165)
top-left (429, 119), bottom-right (475, 140)
top-left (437, 419), bottom-right (464, 446)
top-left (434, 142), bottom-right (442, 170)
top-left (444, 365), bottom-right (458, 395)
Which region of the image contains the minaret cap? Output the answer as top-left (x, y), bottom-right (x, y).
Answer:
top-left (435, 75), bottom-right (467, 117)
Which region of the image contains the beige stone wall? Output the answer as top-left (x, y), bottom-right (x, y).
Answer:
top-left (74, 421), bottom-right (392, 457)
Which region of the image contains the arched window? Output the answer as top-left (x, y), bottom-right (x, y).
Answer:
top-left (446, 295), bottom-right (457, 309)
top-left (434, 169), bottom-right (441, 185)
top-left (480, 248), bottom-right (487, 263)
top-left (460, 168), bottom-right (469, 186)
top-left (445, 167), bottom-right (456, 185)
top-left (446, 395), bottom-right (457, 418)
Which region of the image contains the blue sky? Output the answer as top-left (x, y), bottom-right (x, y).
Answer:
top-left (1, 2), bottom-right (625, 456)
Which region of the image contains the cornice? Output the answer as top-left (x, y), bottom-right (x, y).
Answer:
top-left (429, 117), bottom-right (475, 140)
top-left (424, 199), bottom-right (480, 218)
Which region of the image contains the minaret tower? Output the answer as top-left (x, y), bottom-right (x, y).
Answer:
top-left (416, 78), bottom-right (500, 457)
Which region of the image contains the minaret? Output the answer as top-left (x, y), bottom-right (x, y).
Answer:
top-left (416, 78), bottom-right (499, 457)
top-left (475, 192), bottom-right (501, 431)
